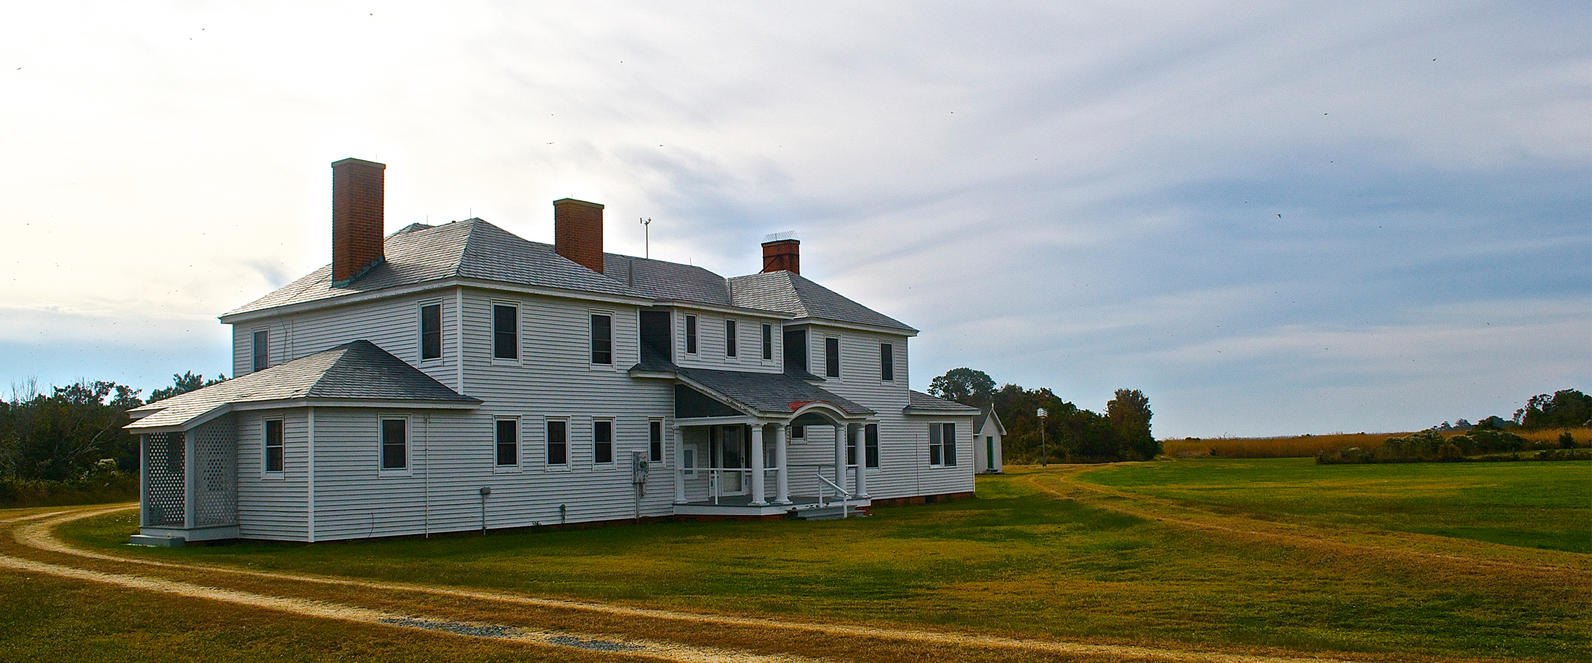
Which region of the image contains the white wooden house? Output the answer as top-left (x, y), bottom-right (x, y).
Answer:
top-left (973, 406), bottom-right (1005, 473)
top-left (125, 158), bottom-right (978, 544)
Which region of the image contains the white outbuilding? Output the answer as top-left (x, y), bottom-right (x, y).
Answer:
top-left (973, 406), bottom-right (1005, 473)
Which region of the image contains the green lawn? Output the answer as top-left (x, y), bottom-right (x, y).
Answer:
top-left (1081, 457), bottom-right (1592, 553)
top-left (56, 460), bottom-right (1592, 661)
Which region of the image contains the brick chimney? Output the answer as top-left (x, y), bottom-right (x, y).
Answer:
top-left (331, 158), bottom-right (386, 286)
top-left (761, 238), bottom-right (800, 274)
top-left (553, 198), bottom-right (605, 273)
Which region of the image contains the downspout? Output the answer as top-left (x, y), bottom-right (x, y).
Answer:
top-left (307, 407), bottom-right (316, 543)
top-left (454, 287), bottom-right (465, 394)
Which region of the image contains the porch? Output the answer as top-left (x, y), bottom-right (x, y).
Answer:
top-left (672, 490), bottom-right (871, 518)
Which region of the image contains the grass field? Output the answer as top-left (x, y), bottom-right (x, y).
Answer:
top-left (30, 458), bottom-right (1590, 661)
top-left (1162, 428), bottom-right (1592, 458)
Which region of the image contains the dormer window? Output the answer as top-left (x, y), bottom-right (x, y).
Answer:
top-left (685, 315), bottom-right (698, 355)
top-left (825, 337), bottom-right (840, 378)
top-left (762, 323), bottom-right (773, 360)
top-left (252, 330), bottom-right (268, 372)
top-left (725, 320), bottom-right (738, 358)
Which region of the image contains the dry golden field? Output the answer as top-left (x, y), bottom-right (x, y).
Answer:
top-left (1163, 427), bottom-right (1591, 458)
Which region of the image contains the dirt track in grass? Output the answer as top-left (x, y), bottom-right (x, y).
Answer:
top-left (0, 504), bottom-right (1419, 663)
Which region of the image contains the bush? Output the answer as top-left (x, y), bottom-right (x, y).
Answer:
top-left (0, 469), bottom-right (136, 507)
top-left (1560, 431), bottom-right (1577, 449)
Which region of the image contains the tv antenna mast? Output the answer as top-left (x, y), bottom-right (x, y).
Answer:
top-left (639, 217), bottom-right (652, 259)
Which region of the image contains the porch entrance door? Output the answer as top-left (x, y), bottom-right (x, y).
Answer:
top-left (986, 436), bottom-right (996, 471)
top-left (716, 426), bottom-right (748, 495)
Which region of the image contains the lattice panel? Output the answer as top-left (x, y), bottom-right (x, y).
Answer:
top-left (143, 432), bottom-right (185, 527)
top-left (193, 417), bottom-right (237, 528)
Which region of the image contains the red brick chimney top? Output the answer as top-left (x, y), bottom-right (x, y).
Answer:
top-left (331, 158), bottom-right (386, 286)
top-left (553, 198), bottom-right (605, 274)
top-left (761, 238), bottom-right (800, 275)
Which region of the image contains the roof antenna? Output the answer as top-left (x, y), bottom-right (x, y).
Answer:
top-left (639, 217), bottom-right (652, 259)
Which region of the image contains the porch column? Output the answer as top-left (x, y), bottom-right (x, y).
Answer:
top-left (773, 425), bottom-right (790, 504)
top-left (672, 424), bottom-right (687, 503)
top-left (834, 422), bottom-right (848, 494)
top-left (853, 424), bottom-right (869, 499)
top-left (138, 434), bottom-right (149, 527)
top-left (183, 430), bottom-right (197, 530)
top-left (749, 424), bottom-right (767, 505)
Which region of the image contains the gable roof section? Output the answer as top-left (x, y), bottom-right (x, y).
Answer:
top-left (603, 253), bottom-right (732, 306)
top-left (903, 390), bottom-right (980, 416)
top-left (973, 405), bottom-right (1006, 435)
top-left (126, 340), bottom-right (479, 432)
top-left (728, 270), bottom-right (916, 333)
top-left (674, 367), bottom-right (873, 418)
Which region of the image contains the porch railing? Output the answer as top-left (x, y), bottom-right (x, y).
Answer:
top-left (815, 472), bottom-right (851, 519)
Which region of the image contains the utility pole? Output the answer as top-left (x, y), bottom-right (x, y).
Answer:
top-left (639, 217), bottom-right (652, 258)
top-left (1037, 407), bottom-right (1048, 467)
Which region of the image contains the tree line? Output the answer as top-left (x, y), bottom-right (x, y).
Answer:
top-left (929, 368), bottom-right (1158, 463)
top-left (1433, 388), bottom-right (1592, 432)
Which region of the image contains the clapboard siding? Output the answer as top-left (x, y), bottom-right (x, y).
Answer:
top-left (234, 409), bottom-right (308, 540)
top-left (672, 308), bottom-right (783, 374)
top-left (231, 290), bottom-right (460, 392)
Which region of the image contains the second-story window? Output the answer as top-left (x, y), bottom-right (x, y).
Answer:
top-left (825, 337), bottom-right (840, 378)
top-left (590, 313), bottom-right (613, 365)
top-left (761, 324), bottom-right (773, 360)
top-left (725, 320), bottom-right (737, 358)
top-left (252, 330), bottom-right (268, 372)
top-left (880, 343), bottom-right (894, 381)
top-left (685, 315), bottom-right (698, 354)
top-left (493, 304), bottom-right (518, 360)
top-left (420, 304), bottom-right (442, 360)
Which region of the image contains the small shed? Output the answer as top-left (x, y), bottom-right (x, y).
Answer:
top-left (972, 405), bottom-right (1005, 473)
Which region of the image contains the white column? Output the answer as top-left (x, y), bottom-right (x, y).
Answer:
top-left (673, 424), bottom-right (687, 503)
top-left (183, 431), bottom-right (197, 530)
top-left (854, 424), bottom-right (869, 499)
top-left (749, 424), bottom-right (766, 505)
top-left (773, 425), bottom-right (790, 504)
top-left (834, 423), bottom-right (848, 494)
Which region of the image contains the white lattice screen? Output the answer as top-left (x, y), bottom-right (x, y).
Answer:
top-left (193, 417), bottom-right (237, 528)
top-left (143, 432), bottom-right (185, 527)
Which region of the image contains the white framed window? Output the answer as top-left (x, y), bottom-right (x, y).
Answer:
top-left (263, 418), bottom-right (284, 477)
top-left (847, 431), bottom-right (858, 466)
top-left (380, 416), bottom-right (410, 475)
top-left (865, 423), bottom-right (880, 469)
top-left (880, 343), bottom-right (894, 382)
top-left (929, 422), bottom-right (957, 467)
top-left (725, 319), bottom-right (738, 358)
top-left (761, 323), bottom-right (773, 361)
top-left (648, 419), bottom-right (664, 463)
top-left (419, 302), bottom-right (443, 362)
top-left (791, 424), bottom-right (806, 443)
top-left (592, 419), bottom-right (614, 466)
top-left (252, 330), bottom-right (269, 372)
top-left (494, 417), bottom-right (520, 470)
top-left (545, 418), bottom-right (569, 468)
top-left (685, 314), bottom-right (698, 355)
top-left (824, 337), bottom-right (840, 378)
top-left (492, 302), bottom-right (519, 362)
top-left (590, 311), bottom-right (614, 366)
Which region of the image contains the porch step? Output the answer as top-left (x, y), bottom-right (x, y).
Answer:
top-left (128, 534), bottom-right (186, 547)
top-left (793, 505), bottom-right (866, 521)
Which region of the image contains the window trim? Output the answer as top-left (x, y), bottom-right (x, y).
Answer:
top-left (544, 417), bottom-right (570, 470)
top-left (824, 336), bottom-right (840, 378)
top-left (491, 301), bottom-right (521, 364)
top-left (252, 329), bottom-right (269, 372)
top-left (592, 417), bottom-right (616, 467)
top-left (379, 415), bottom-right (411, 476)
top-left (929, 422), bottom-right (958, 468)
top-left (865, 422), bottom-right (880, 470)
top-left (262, 417), bottom-right (284, 479)
top-left (761, 323), bottom-right (774, 362)
top-left (648, 418), bottom-right (665, 465)
top-left (418, 301), bottom-right (443, 363)
top-left (589, 310), bottom-right (615, 368)
top-left (879, 342), bottom-right (894, 383)
top-left (494, 416), bottom-right (521, 472)
top-left (724, 319), bottom-right (738, 359)
top-left (684, 314), bottom-right (698, 355)
top-left (790, 423), bottom-right (806, 443)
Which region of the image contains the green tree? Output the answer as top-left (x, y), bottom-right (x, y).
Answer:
top-left (1515, 389), bottom-right (1592, 429)
top-left (149, 371), bottom-right (226, 403)
top-left (929, 368), bottom-right (996, 406)
top-left (1107, 388), bottom-right (1158, 459)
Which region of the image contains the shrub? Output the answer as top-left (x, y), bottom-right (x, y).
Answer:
top-left (1559, 431), bottom-right (1577, 449)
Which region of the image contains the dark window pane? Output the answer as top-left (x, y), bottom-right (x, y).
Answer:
top-left (792, 424), bottom-right (805, 439)
top-left (591, 314), bottom-right (612, 364)
top-left (421, 304), bottom-right (442, 360)
top-left (594, 421), bottom-right (613, 464)
top-left (496, 419), bottom-right (517, 466)
top-left (928, 423), bottom-right (942, 465)
top-left (943, 423), bottom-right (957, 466)
top-left (880, 343), bottom-right (893, 381)
top-left (649, 421), bottom-right (662, 462)
top-left (865, 423), bottom-right (879, 469)
top-left (761, 324), bottom-right (772, 360)
top-left (382, 419), bottom-right (407, 470)
top-left (685, 315), bottom-right (697, 354)
top-left (493, 305), bottom-right (518, 359)
top-left (265, 419), bottom-right (284, 473)
top-left (252, 331), bottom-right (268, 372)
top-left (846, 435), bottom-right (857, 465)
top-left (825, 337), bottom-right (840, 377)
top-left (725, 320), bottom-right (737, 357)
top-left (547, 421), bottom-right (567, 465)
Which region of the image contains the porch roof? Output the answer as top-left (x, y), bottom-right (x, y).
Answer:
top-left (633, 361), bottom-right (873, 420)
top-left (125, 340), bottom-right (480, 432)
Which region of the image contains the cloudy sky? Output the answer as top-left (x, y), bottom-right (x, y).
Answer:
top-left (2, 2), bottom-right (1587, 437)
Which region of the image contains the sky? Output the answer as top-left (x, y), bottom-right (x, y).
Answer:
top-left (1, 2), bottom-right (1588, 438)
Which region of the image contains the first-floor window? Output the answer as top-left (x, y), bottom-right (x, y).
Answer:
top-left (865, 423), bottom-right (880, 469)
top-left (264, 419), bottom-right (284, 474)
top-left (546, 420), bottom-right (568, 466)
top-left (381, 418), bottom-right (408, 471)
top-left (928, 422), bottom-right (957, 467)
top-left (495, 418), bottom-right (518, 467)
top-left (649, 420), bottom-right (663, 462)
top-left (593, 420), bottom-right (613, 464)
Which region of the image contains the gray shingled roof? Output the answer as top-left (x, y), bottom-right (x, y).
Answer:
top-left (677, 367), bottom-right (873, 417)
top-left (225, 217), bottom-right (914, 335)
top-left (728, 271), bottom-right (916, 332)
top-left (903, 390), bottom-right (980, 415)
top-left (126, 341), bottom-right (478, 430)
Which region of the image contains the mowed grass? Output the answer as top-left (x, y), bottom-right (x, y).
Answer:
top-left (1082, 457), bottom-right (1592, 553)
top-left (57, 460), bottom-right (1592, 661)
